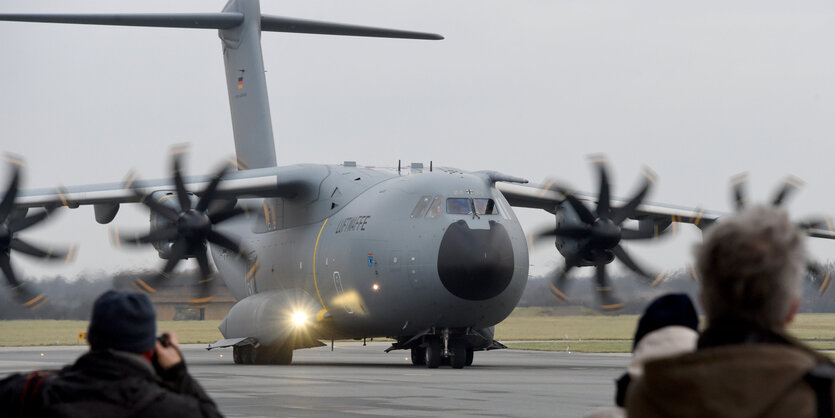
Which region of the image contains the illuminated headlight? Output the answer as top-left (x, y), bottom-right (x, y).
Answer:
top-left (291, 311), bottom-right (308, 327)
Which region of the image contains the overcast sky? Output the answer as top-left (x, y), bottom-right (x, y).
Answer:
top-left (1, 0), bottom-right (835, 282)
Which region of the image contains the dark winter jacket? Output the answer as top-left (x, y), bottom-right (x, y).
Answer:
top-left (626, 321), bottom-right (835, 418)
top-left (0, 349), bottom-right (222, 418)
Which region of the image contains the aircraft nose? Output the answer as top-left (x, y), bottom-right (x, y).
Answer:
top-left (437, 220), bottom-right (515, 301)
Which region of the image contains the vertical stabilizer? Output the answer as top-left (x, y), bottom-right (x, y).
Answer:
top-left (0, 1), bottom-right (442, 171)
top-left (219, 0), bottom-right (277, 170)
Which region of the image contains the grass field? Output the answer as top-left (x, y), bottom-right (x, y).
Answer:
top-left (4, 308), bottom-right (835, 352)
top-left (0, 320), bottom-right (222, 347)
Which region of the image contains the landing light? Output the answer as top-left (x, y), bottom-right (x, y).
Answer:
top-left (372, 283), bottom-right (380, 292)
top-left (291, 311), bottom-right (308, 327)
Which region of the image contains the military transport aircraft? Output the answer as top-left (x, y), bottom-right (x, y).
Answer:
top-left (1, 0), bottom-right (833, 369)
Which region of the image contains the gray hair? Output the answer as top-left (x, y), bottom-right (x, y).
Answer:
top-left (694, 205), bottom-right (805, 330)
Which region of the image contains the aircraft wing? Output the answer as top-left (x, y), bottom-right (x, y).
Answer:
top-left (496, 181), bottom-right (723, 231)
top-left (9, 164), bottom-right (326, 215)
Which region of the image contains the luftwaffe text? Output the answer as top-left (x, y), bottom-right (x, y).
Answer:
top-left (335, 216), bottom-right (371, 233)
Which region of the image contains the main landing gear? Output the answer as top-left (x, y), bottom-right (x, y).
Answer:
top-left (410, 331), bottom-right (474, 369)
top-left (233, 344), bottom-right (293, 365)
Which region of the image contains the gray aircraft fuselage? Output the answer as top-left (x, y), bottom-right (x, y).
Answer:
top-left (211, 164), bottom-right (529, 340)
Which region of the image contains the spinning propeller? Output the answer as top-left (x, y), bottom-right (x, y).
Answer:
top-left (0, 155), bottom-right (76, 310)
top-left (539, 157), bottom-right (661, 313)
top-left (728, 173), bottom-right (834, 297)
top-left (112, 147), bottom-right (254, 306)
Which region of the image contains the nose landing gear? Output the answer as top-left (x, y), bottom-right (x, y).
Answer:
top-left (410, 329), bottom-right (472, 369)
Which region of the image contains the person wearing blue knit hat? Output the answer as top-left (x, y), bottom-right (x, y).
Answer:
top-left (0, 290), bottom-right (222, 417)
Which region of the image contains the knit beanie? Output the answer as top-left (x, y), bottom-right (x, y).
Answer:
top-left (87, 290), bottom-right (157, 353)
top-left (633, 293), bottom-right (698, 350)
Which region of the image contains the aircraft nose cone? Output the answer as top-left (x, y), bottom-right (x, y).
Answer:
top-left (437, 220), bottom-right (515, 301)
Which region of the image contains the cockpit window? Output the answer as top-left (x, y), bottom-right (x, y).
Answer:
top-left (410, 195), bottom-right (432, 218)
top-left (446, 198), bottom-right (471, 215)
top-left (473, 198), bottom-right (498, 215)
top-left (426, 197), bottom-right (443, 219)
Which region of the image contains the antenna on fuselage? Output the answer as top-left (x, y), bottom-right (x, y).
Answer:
top-left (0, 0), bottom-right (443, 170)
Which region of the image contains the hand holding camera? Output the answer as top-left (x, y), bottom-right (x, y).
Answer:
top-left (154, 332), bottom-right (183, 371)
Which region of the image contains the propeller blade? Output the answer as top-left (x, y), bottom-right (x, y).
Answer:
top-left (0, 164), bottom-right (21, 222)
top-left (196, 163), bottom-right (231, 213)
top-left (610, 171), bottom-right (654, 224)
top-left (189, 280), bottom-right (214, 309)
top-left (798, 216), bottom-right (832, 232)
top-left (134, 190), bottom-right (180, 221)
top-left (209, 207), bottom-right (245, 225)
top-left (171, 152), bottom-right (192, 212)
top-left (620, 226), bottom-right (664, 240)
top-left (161, 239), bottom-right (188, 274)
top-left (116, 228), bottom-right (179, 246)
top-left (731, 173), bottom-right (747, 212)
top-left (191, 247), bottom-right (217, 307)
top-left (548, 248), bottom-right (587, 302)
top-left (9, 208), bottom-right (54, 233)
top-left (594, 160), bottom-right (611, 219)
top-left (594, 264), bottom-right (622, 313)
top-left (207, 230), bottom-right (243, 257)
top-left (612, 244), bottom-right (654, 281)
top-left (194, 245), bottom-right (213, 281)
top-left (0, 252), bottom-right (22, 288)
top-left (771, 176), bottom-right (804, 207)
top-left (563, 194), bottom-right (596, 225)
top-left (0, 253), bottom-right (47, 309)
top-left (10, 238), bottom-right (75, 262)
top-left (548, 270), bottom-right (571, 304)
top-left (808, 261), bottom-right (833, 297)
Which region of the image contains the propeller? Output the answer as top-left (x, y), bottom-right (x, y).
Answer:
top-left (0, 155), bottom-right (77, 310)
top-left (112, 147), bottom-right (253, 306)
top-left (728, 173), bottom-right (833, 297)
top-left (538, 157), bottom-right (661, 313)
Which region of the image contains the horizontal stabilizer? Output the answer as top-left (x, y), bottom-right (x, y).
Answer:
top-left (0, 13), bottom-right (243, 29)
top-left (0, 13), bottom-right (443, 40)
top-left (261, 15), bottom-right (443, 40)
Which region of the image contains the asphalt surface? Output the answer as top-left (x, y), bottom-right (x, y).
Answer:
top-left (0, 342), bottom-right (629, 417)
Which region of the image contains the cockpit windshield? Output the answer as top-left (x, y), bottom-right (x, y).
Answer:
top-left (473, 198), bottom-right (497, 215)
top-left (446, 198), bottom-right (471, 215)
top-left (412, 196), bottom-right (500, 217)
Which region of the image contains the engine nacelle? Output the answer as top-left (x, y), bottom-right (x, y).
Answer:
top-left (554, 201), bottom-right (612, 267)
top-left (218, 289), bottom-right (323, 349)
top-left (145, 190), bottom-right (196, 259)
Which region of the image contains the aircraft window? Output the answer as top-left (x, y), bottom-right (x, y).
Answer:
top-left (446, 198), bottom-right (471, 215)
top-left (426, 197), bottom-right (443, 218)
top-left (410, 195), bottom-right (433, 218)
top-left (473, 198), bottom-right (498, 215)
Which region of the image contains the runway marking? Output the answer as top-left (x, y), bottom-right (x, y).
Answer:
top-left (404, 373), bottom-right (431, 376)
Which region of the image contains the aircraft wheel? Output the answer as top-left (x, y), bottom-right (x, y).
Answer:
top-left (411, 346), bottom-right (426, 366)
top-left (233, 346), bottom-right (243, 364)
top-left (424, 338), bottom-right (441, 369)
top-left (465, 347), bottom-right (474, 366)
top-left (450, 340), bottom-right (466, 369)
top-left (239, 346), bottom-right (254, 364)
top-left (271, 347), bottom-right (293, 365)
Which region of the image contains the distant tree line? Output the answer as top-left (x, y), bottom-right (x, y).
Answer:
top-left (520, 262), bottom-right (835, 315)
top-left (0, 269), bottom-right (204, 320)
top-left (3, 262), bottom-right (835, 319)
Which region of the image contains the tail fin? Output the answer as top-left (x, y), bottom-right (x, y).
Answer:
top-left (0, 0), bottom-right (442, 170)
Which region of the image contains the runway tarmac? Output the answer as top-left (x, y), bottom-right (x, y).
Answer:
top-left (0, 342), bottom-right (629, 417)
